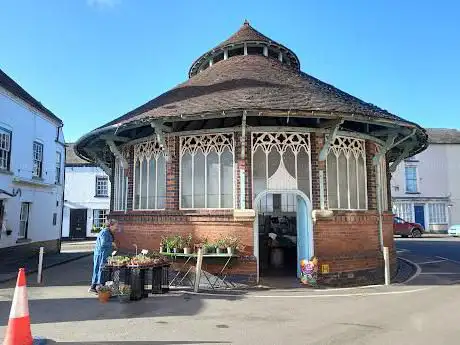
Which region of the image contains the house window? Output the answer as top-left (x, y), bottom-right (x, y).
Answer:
top-left (405, 166), bottom-right (418, 193)
top-left (326, 136), bottom-right (367, 210)
top-left (95, 176), bottom-right (109, 197)
top-left (93, 209), bottom-right (108, 230)
top-left (114, 158), bottom-right (128, 211)
top-left (55, 152), bottom-right (62, 184)
top-left (133, 139), bottom-right (166, 210)
top-left (33, 141), bottom-right (43, 178)
top-left (428, 203), bottom-right (447, 224)
top-left (0, 128), bottom-right (11, 170)
top-left (19, 202), bottom-right (30, 239)
top-left (393, 202), bottom-right (414, 222)
top-left (52, 213), bottom-right (57, 226)
top-left (180, 133), bottom-right (234, 209)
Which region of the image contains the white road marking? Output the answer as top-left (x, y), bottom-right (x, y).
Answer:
top-left (419, 272), bottom-right (460, 275)
top-left (183, 287), bottom-right (431, 299)
top-left (435, 256), bottom-right (460, 265)
top-left (417, 259), bottom-right (447, 265)
top-left (397, 257), bottom-right (422, 284)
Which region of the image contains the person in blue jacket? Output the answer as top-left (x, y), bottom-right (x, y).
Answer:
top-left (89, 219), bottom-right (119, 293)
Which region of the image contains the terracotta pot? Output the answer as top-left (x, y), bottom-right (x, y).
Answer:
top-left (98, 291), bottom-right (111, 303)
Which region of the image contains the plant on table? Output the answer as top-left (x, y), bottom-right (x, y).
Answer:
top-left (130, 254), bottom-right (155, 267)
top-left (107, 255), bottom-right (131, 267)
top-left (224, 235), bottom-right (240, 254)
top-left (215, 237), bottom-right (226, 254)
top-left (182, 233), bottom-right (193, 255)
top-left (203, 240), bottom-right (216, 254)
top-left (160, 236), bottom-right (168, 253)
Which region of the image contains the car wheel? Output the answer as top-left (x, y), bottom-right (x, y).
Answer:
top-left (411, 229), bottom-right (422, 238)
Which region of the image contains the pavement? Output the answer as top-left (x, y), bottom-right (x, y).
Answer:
top-left (0, 237), bottom-right (460, 344)
top-left (0, 241), bottom-right (94, 283)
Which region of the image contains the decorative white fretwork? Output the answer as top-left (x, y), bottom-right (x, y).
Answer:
top-left (252, 132), bottom-right (311, 197)
top-left (134, 139), bottom-right (164, 162)
top-left (180, 133), bottom-right (234, 155)
top-left (326, 136), bottom-right (367, 210)
top-left (252, 132), bottom-right (310, 155)
top-left (328, 136), bottom-right (366, 159)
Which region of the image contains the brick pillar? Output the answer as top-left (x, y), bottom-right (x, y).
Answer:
top-left (311, 133), bottom-right (327, 210)
top-left (166, 135), bottom-right (179, 210)
top-left (366, 141), bottom-right (378, 210)
top-left (234, 132), bottom-right (252, 210)
top-left (386, 156), bottom-right (393, 212)
top-left (126, 146), bottom-right (134, 211)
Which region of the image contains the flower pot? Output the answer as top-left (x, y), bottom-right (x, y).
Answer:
top-left (216, 248), bottom-right (225, 254)
top-left (227, 247), bottom-right (234, 255)
top-left (160, 246), bottom-right (164, 253)
top-left (98, 291), bottom-right (111, 303)
top-left (166, 248), bottom-right (171, 253)
top-left (173, 248), bottom-right (178, 254)
top-left (183, 247), bottom-right (191, 255)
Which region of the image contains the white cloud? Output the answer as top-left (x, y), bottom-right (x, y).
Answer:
top-left (87, 0), bottom-right (121, 8)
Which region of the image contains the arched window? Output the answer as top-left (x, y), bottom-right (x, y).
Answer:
top-left (326, 136), bottom-right (367, 210)
top-left (180, 133), bottom-right (234, 209)
top-left (252, 132), bottom-right (311, 201)
top-left (133, 139), bottom-right (166, 210)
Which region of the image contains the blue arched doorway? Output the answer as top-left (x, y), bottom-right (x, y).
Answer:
top-left (253, 189), bottom-right (313, 282)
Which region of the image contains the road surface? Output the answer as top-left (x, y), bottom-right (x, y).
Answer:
top-left (0, 237), bottom-right (459, 344)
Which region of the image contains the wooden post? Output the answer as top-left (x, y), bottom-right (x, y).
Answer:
top-left (194, 248), bottom-right (203, 292)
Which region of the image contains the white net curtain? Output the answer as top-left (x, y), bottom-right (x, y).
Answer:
top-left (252, 132), bottom-right (311, 211)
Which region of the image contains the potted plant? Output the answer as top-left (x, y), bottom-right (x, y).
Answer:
top-left (203, 241), bottom-right (216, 254)
top-left (118, 285), bottom-right (131, 303)
top-left (226, 236), bottom-right (240, 255)
top-left (97, 285), bottom-right (111, 303)
top-left (216, 238), bottom-right (226, 254)
top-left (160, 236), bottom-right (167, 253)
top-left (171, 235), bottom-right (181, 254)
top-left (183, 233), bottom-right (193, 255)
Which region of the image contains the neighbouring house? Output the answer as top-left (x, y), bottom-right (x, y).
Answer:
top-left (74, 21), bottom-right (427, 286)
top-left (391, 128), bottom-right (460, 233)
top-left (0, 68), bottom-right (65, 257)
top-left (62, 144), bottom-right (110, 239)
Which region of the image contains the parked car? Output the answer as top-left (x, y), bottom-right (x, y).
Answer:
top-left (448, 225), bottom-right (460, 237)
top-left (393, 217), bottom-right (424, 238)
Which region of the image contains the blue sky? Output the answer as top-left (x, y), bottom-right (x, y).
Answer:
top-left (1, 1), bottom-right (459, 142)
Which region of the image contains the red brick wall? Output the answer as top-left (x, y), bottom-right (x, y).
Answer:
top-left (311, 133), bottom-right (327, 209)
top-left (314, 210), bottom-right (396, 273)
top-left (235, 132), bottom-right (252, 210)
top-left (166, 136), bottom-right (179, 210)
top-left (366, 140), bottom-right (378, 210)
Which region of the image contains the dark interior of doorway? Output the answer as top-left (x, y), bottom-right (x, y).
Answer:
top-left (258, 194), bottom-right (298, 277)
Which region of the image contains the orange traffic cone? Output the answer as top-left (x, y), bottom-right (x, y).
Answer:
top-left (2, 268), bottom-right (44, 345)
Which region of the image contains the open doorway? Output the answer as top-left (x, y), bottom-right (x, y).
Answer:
top-left (256, 192), bottom-right (311, 278)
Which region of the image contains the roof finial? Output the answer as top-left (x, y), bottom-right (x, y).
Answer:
top-left (243, 19), bottom-right (250, 26)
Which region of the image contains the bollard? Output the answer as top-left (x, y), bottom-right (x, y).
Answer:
top-left (194, 248), bottom-right (203, 293)
top-left (383, 246), bottom-right (390, 286)
top-left (37, 247), bottom-right (44, 284)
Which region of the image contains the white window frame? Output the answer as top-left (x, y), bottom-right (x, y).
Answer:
top-left (19, 202), bottom-right (31, 239)
top-left (93, 209), bottom-right (108, 228)
top-left (393, 202), bottom-right (414, 222)
top-left (0, 127), bottom-right (12, 171)
top-left (32, 141), bottom-right (43, 178)
top-left (179, 133), bottom-right (235, 210)
top-left (428, 203), bottom-right (448, 224)
top-left (55, 151), bottom-right (62, 184)
top-left (95, 176), bottom-right (109, 197)
top-left (326, 136), bottom-right (368, 210)
top-left (113, 157), bottom-right (128, 211)
top-left (405, 165), bottom-right (418, 193)
top-left (132, 139), bottom-right (167, 210)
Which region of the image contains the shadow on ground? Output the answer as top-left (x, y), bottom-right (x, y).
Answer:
top-left (0, 292), bottom-right (246, 326)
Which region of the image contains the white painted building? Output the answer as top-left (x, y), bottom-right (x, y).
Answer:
top-left (391, 128), bottom-right (460, 233)
top-left (0, 69), bottom-right (65, 256)
top-left (62, 144), bottom-right (110, 239)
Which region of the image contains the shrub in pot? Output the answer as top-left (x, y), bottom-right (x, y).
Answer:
top-left (216, 238), bottom-right (226, 254)
top-left (225, 236), bottom-right (240, 255)
top-left (183, 233), bottom-right (193, 255)
top-left (97, 285), bottom-right (111, 303)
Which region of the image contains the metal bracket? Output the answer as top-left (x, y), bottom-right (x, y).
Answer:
top-left (106, 140), bottom-right (128, 169)
top-left (318, 119), bottom-right (344, 161)
top-left (372, 133), bottom-right (397, 166)
top-left (389, 141), bottom-right (414, 173)
top-left (84, 149), bottom-right (112, 177)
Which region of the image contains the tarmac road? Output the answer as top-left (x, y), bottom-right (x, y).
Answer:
top-left (0, 239), bottom-right (459, 345)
